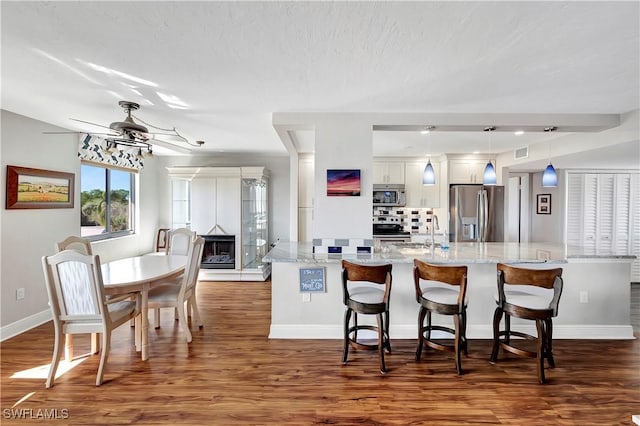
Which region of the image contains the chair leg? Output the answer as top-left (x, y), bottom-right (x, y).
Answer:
top-left (377, 313), bottom-right (387, 374)
top-left (490, 307), bottom-right (503, 363)
top-left (536, 319), bottom-right (546, 384)
top-left (461, 309), bottom-right (468, 355)
top-left (416, 306), bottom-right (427, 361)
top-left (454, 313), bottom-right (462, 375)
top-left (46, 326), bottom-right (64, 388)
top-left (504, 314), bottom-right (511, 345)
top-left (96, 330), bottom-right (111, 386)
top-left (91, 332), bottom-right (101, 354)
top-left (190, 295), bottom-right (203, 328)
top-left (425, 310), bottom-right (432, 342)
top-left (384, 309), bottom-right (391, 354)
top-left (154, 308), bottom-right (161, 329)
top-left (176, 303), bottom-right (193, 343)
top-left (342, 308), bottom-right (352, 364)
top-left (64, 334), bottom-right (74, 361)
top-left (546, 318), bottom-right (556, 368)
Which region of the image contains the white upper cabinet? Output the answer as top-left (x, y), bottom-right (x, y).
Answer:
top-left (449, 159), bottom-right (487, 184)
top-left (404, 162), bottom-right (441, 208)
top-left (373, 162), bottom-right (405, 184)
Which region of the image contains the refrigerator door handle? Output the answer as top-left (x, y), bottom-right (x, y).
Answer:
top-left (482, 190), bottom-right (489, 241)
top-left (476, 190), bottom-right (483, 242)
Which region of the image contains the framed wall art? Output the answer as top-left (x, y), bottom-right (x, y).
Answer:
top-left (6, 165), bottom-right (75, 209)
top-left (536, 193), bottom-right (551, 215)
top-left (326, 169), bottom-right (361, 196)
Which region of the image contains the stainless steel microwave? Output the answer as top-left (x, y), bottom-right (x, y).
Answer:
top-left (373, 184), bottom-right (406, 207)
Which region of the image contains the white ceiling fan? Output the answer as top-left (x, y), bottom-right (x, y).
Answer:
top-left (45, 100), bottom-right (204, 153)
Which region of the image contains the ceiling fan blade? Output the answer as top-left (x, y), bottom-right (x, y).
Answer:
top-left (69, 118), bottom-right (114, 130)
top-left (147, 138), bottom-right (192, 154)
top-left (43, 131), bottom-right (83, 134)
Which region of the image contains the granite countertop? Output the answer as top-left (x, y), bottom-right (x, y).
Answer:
top-left (263, 241), bottom-right (636, 264)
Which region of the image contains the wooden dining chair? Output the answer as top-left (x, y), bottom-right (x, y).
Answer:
top-left (414, 260), bottom-right (469, 375)
top-left (42, 250), bottom-right (140, 387)
top-left (341, 260), bottom-right (393, 374)
top-left (55, 236), bottom-right (98, 361)
top-left (490, 263), bottom-right (564, 384)
top-left (166, 228), bottom-right (196, 256)
top-left (149, 237), bottom-right (205, 342)
top-left (155, 228), bottom-right (171, 252)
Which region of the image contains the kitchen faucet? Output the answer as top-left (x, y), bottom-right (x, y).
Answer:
top-left (430, 214), bottom-right (439, 248)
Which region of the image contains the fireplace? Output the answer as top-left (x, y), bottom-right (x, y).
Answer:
top-left (200, 235), bottom-right (235, 269)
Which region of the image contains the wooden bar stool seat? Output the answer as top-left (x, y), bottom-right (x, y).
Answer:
top-left (341, 260), bottom-right (392, 374)
top-left (490, 263), bottom-right (564, 384)
top-left (413, 260), bottom-right (468, 375)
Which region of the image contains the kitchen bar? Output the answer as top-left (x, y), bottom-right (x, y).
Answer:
top-left (264, 241), bottom-right (635, 340)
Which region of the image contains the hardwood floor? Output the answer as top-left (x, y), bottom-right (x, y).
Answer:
top-left (1, 280), bottom-right (639, 425)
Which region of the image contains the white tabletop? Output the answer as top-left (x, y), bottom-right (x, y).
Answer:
top-left (102, 254), bottom-right (187, 287)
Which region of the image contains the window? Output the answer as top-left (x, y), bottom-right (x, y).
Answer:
top-left (81, 164), bottom-right (135, 239)
top-left (171, 179), bottom-right (191, 229)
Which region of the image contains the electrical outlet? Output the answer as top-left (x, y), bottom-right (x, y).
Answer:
top-left (16, 288), bottom-right (25, 300)
top-left (302, 293), bottom-right (311, 303)
top-left (579, 291), bottom-right (589, 304)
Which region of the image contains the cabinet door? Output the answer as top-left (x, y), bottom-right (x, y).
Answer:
top-left (449, 160), bottom-right (486, 184)
top-left (298, 158), bottom-right (314, 208)
top-left (191, 178), bottom-right (217, 235)
top-left (373, 162), bottom-right (405, 184)
top-left (405, 162), bottom-right (441, 208)
top-left (216, 177), bottom-right (242, 236)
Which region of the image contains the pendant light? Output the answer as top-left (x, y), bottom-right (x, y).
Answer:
top-left (483, 126), bottom-right (497, 185)
top-left (422, 126), bottom-right (436, 185)
top-left (542, 126), bottom-right (558, 187)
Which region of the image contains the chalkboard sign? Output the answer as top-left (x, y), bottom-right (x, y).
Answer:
top-left (299, 267), bottom-right (326, 292)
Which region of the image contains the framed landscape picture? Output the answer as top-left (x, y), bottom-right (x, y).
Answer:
top-left (327, 169), bottom-right (361, 196)
top-left (6, 165), bottom-right (74, 209)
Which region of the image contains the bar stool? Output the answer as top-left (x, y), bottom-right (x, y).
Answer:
top-left (490, 263), bottom-right (564, 384)
top-left (341, 260), bottom-right (393, 374)
top-left (413, 260), bottom-right (468, 375)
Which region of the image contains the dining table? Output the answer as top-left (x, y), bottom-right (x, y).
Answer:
top-left (101, 254), bottom-right (187, 361)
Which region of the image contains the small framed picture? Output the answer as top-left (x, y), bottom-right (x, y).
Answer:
top-left (536, 194), bottom-right (551, 215)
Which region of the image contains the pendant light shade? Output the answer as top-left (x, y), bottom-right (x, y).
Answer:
top-left (423, 160), bottom-right (436, 185)
top-left (542, 126), bottom-right (558, 187)
top-left (483, 161), bottom-right (497, 185)
top-left (542, 163), bottom-right (558, 187)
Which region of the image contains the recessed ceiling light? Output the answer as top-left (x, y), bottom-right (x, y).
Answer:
top-left (420, 125), bottom-right (435, 134)
top-left (514, 130), bottom-right (525, 136)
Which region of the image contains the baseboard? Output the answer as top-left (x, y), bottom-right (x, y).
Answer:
top-left (269, 323), bottom-right (636, 340)
top-left (1, 309), bottom-right (52, 342)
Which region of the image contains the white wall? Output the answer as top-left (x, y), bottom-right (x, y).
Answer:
top-left (1, 110), bottom-right (161, 337)
top-left (529, 171), bottom-right (564, 243)
top-left (313, 118), bottom-right (372, 239)
top-left (155, 154), bottom-right (290, 245)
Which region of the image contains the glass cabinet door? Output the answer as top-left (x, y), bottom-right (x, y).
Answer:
top-left (241, 177), bottom-right (268, 270)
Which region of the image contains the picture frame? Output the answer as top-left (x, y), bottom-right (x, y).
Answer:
top-left (299, 267), bottom-right (326, 293)
top-left (536, 193), bottom-right (551, 215)
top-left (6, 165), bottom-right (75, 209)
top-left (326, 169), bottom-right (361, 196)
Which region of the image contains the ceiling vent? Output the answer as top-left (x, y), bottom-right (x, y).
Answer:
top-left (514, 146), bottom-right (529, 159)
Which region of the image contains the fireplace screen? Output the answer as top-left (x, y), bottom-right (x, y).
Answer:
top-left (200, 235), bottom-right (235, 269)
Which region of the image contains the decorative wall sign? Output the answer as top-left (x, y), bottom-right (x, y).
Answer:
top-left (6, 165), bottom-right (74, 209)
top-left (327, 169), bottom-right (361, 196)
top-left (536, 194), bottom-right (551, 215)
top-left (299, 267), bottom-right (326, 292)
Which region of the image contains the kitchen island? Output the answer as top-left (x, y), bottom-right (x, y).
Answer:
top-left (264, 242), bottom-right (635, 340)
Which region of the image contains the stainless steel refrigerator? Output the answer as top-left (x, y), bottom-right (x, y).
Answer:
top-left (449, 185), bottom-right (505, 242)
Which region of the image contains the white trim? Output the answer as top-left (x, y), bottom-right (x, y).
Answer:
top-left (1, 309), bottom-right (51, 342)
top-left (269, 323), bottom-right (635, 340)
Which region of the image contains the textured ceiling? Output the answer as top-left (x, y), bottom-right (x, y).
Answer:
top-left (1, 1), bottom-right (638, 162)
